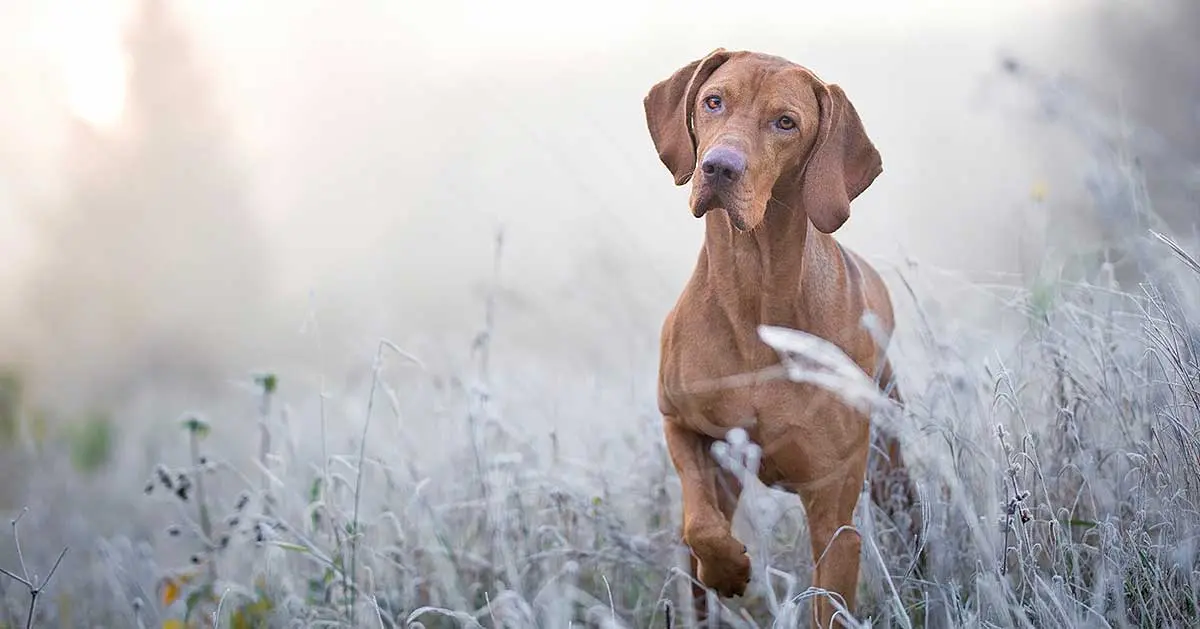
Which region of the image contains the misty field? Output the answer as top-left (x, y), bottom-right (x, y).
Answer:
top-left (2, 218), bottom-right (1199, 628)
top-left (1, 2), bottom-right (1198, 629)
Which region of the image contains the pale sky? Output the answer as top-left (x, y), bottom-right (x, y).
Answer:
top-left (0, 0), bottom-right (1118, 450)
top-left (1, 0), bottom-right (1085, 210)
top-left (0, 0), bottom-right (1098, 310)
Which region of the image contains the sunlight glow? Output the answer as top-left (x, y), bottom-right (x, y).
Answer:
top-left (62, 43), bottom-right (128, 128)
top-left (41, 3), bottom-right (130, 129)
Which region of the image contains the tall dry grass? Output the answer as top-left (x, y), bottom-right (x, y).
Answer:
top-left (1, 182), bottom-right (1198, 627)
top-left (1, 3), bottom-right (1198, 628)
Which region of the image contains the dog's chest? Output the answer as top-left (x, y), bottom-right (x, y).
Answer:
top-left (660, 327), bottom-right (785, 432)
top-left (658, 299), bottom-right (875, 442)
top-left (662, 361), bottom-right (851, 447)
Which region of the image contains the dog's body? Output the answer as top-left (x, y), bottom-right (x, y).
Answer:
top-left (644, 49), bottom-right (911, 627)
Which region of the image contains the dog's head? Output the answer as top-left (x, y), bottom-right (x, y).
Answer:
top-left (643, 49), bottom-right (881, 234)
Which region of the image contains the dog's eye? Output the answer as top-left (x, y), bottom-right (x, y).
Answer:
top-left (776, 115), bottom-right (797, 130)
top-left (703, 95), bottom-right (723, 112)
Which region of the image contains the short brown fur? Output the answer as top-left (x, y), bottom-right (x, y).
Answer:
top-left (644, 49), bottom-right (914, 627)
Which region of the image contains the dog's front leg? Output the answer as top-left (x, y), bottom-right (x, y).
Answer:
top-left (663, 419), bottom-right (751, 600)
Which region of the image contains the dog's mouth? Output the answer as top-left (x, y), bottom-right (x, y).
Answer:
top-left (692, 187), bottom-right (751, 231)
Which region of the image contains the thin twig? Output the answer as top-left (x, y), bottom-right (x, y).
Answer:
top-left (0, 540), bottom-right (68, 629)
top-left (0, 565), bottom-right (30, 588)
top-left (348, 339), bottom-right (423, 623)
top-left (41, 547), bottom-right (68, 588)
top-left (23, 547), bottom-right (68, 628)
top-left (11, 508), bottom-right (29, 583)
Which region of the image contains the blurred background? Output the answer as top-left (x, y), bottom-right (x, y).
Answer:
top-left (0, 0), bottom-right (1196, 605)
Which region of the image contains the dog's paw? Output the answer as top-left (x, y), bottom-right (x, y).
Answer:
top-left (697, 548), bottom-right (752, 598)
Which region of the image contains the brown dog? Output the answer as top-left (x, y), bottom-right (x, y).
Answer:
top-left (644, 49), bottom-right (912, 627)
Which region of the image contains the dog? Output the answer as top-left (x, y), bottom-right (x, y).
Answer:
top-left (643, 49), bottom-right (915, 627)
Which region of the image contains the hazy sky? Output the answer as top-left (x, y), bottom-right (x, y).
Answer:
top-left (1, 0), bottom-right (1089, 270)
top-left (0, 0), bottom-right (1111, 421)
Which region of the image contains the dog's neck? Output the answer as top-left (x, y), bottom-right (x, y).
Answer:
top-left (698, 195), bottom-right (824, 332)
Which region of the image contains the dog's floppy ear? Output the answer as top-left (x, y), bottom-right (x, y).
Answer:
top-left (643, 49), bottom-right (734, 185)
top-left (797, 79), bottom-right (882, 234)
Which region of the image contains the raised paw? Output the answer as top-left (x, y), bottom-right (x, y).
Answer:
top-left (694, 542), bottom-right (752, 598)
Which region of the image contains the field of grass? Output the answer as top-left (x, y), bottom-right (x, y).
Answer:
top-left (0, 4), bottom-right (1197, 626)
top-left (1, 207), bottom-right (1197, 628)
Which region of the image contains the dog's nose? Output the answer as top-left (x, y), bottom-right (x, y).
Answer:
top-left (701, 146), bottom-right (746, 185)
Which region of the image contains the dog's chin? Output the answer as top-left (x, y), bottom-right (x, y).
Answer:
top-left (691, 194), bottom-right (753, 232)
top-left (691, 189), bottom-right (735, 219)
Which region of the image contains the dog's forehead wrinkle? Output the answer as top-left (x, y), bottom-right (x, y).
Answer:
top-left (746, 74), bottom-right (770, 113)
top-left (767, 69), bottom-right (817, 107)
top-left (716, 63), bottom-right (810, 116)
top-left (706, 58), bottom-right (777, 97)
